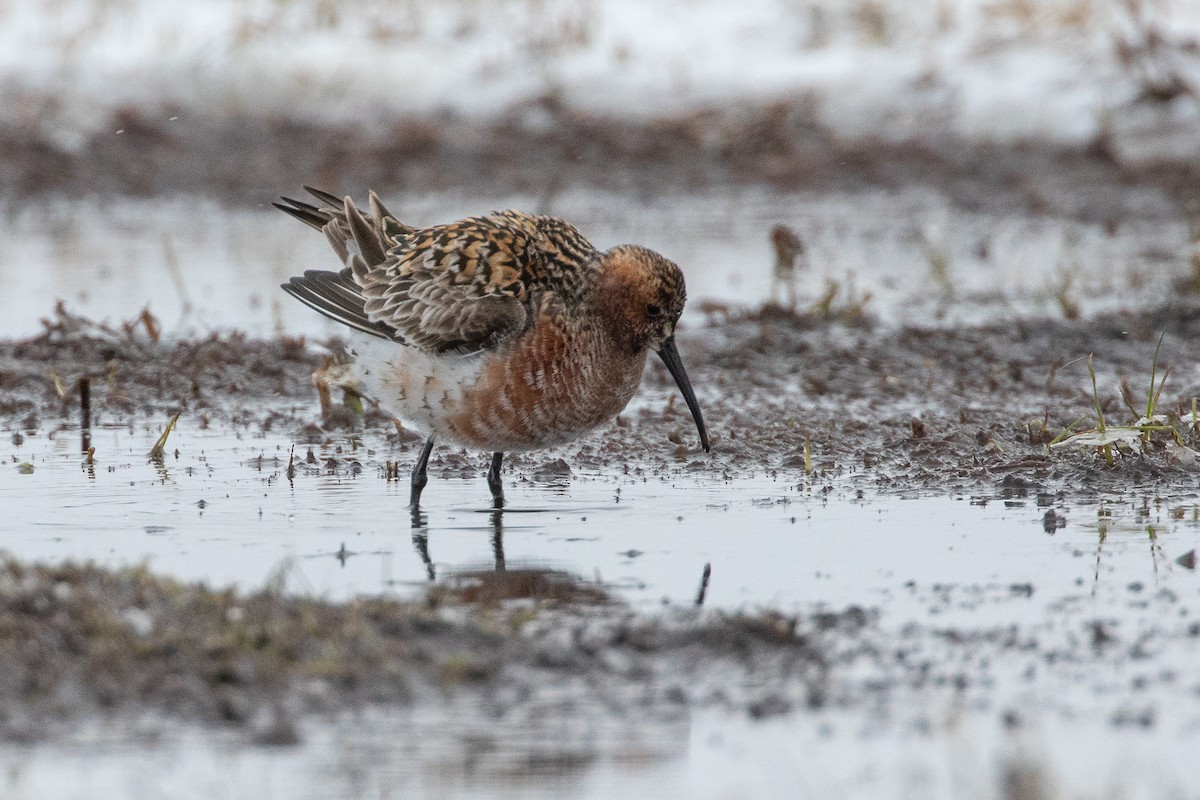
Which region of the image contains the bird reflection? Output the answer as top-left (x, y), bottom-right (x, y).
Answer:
top-left (490, 509), bottom-right (506, 573)
top-left (409, 504), bottom-right (508, 581)
top-left (409, 503), bottom-right (610, 607)
top-left (410, 504), bottom-right (436, 581)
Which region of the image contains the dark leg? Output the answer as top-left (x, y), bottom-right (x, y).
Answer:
top-left (409, 437), bottom-right (435, 508)
top-left (487, 452), bottom-right (505, 509)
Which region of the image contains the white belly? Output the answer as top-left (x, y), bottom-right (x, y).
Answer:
top-left (348, 333), bottom-right (485, 441)
top-left (346, 328), bottom-right (646, 452)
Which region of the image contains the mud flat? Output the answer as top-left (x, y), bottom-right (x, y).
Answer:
top-left (6, 302), bottom-right (1200, 493)
top-left (3, 307), bottom-right (1200, 797)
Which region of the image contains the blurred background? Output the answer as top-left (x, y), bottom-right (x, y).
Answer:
top-left (6, 6), bottom-right (1200, 798)
top-left (3, 0), bottom-right (1200, 336)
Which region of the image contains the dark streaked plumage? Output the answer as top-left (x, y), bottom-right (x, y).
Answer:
top-left (278, 186), bottom-right (709, 507)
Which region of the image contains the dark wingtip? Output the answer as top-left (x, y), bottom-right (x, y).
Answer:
top-left (273, 196), bottom-right (329, 229)
top-left (278, 195), bottom-right (320, 211)
top-left (304, 185), bottom-right (343, 207)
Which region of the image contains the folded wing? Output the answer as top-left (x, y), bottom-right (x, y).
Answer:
top-left (277, 188), bottom-right (595, 354)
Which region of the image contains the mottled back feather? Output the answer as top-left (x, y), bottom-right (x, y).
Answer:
top-left (278, 188), bottom-right (601, 355)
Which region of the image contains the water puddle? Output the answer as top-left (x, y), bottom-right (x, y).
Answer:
top-left (6, 417), bottom-right (1197, 618)
top-left (2, 677), bottom-right (1198, 800)
top-left (3, 411), bottom-right (1200, 798)
top-left (2, 362), bottom-right (1200, 800)
top-left (0, 187), bottom-right (1187, 340)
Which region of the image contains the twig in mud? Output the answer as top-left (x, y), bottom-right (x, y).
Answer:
top-left (118, 307), bottom-right (162, 342)
top-left (148, 411), bottom-right (182, 461)
top-left (140, 308), bottom-right (161, 342)
top-left (809, 277), bottom-right (872, 325)
top-left (694, 562), bottom-right (712, 607)
top-left (1088, 355), bottom-right (1114, 466)
top-left (79, 377), bottom-right (92, 453)
top-left (78, 377), bottom-right (91, 429)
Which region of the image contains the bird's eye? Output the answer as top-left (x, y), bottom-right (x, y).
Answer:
top-left (646, 303), bottom-right (663, 318)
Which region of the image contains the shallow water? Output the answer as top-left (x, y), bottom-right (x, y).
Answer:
top-left (3, 183), bottom-right (1199, 798)
top-left (5, 1), bottom-right (1200, 791)
top-left (3, 412), bottom-right (1200, 798)
top-left (0, 185), bottom-right (1188, 339)
top-left (5, 417), bottom-right (1196, 618)
top-left (5, 702), bottom-right (1199, 800)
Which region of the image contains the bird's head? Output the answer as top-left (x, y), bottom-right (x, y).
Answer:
top-left (596, 245), bottom-right (687, 352)
top-left (596, 245), bottom-right (709, 452)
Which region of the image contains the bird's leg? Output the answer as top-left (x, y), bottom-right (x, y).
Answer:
top-left (409, 437), bottom-right (435, 508)
top-left (487, 452), bottom-right (505, 509)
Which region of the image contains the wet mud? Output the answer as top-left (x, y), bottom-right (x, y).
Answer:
top-left (6, 301), bottom-right (1200, 498)
top-left (5, 103), bottom-right (1200, 224)
top-left (3, 304), bottom-right (1200, 746)
top-left (0, 558), bottom-right (847, 743)
top-left (1, 552), bottom-right (1194, 749)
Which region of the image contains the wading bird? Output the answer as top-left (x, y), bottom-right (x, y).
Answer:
top-left (278, 187), bottom-right (709, 508)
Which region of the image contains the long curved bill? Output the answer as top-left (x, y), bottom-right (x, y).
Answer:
top-left (656, 336), bottom-right (711, 452)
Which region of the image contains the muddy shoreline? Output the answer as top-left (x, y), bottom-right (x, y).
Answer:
top-left (4, 305), bottom-right (1200, 745)
top-left (6, 303), bottom-right (1200, 496)
top-left (0, 558), bottom-right (858, 744)
top-left (4, 104), bottom-right (1199, 224)
top-left (0, 549), bottom-right (1193, 747)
